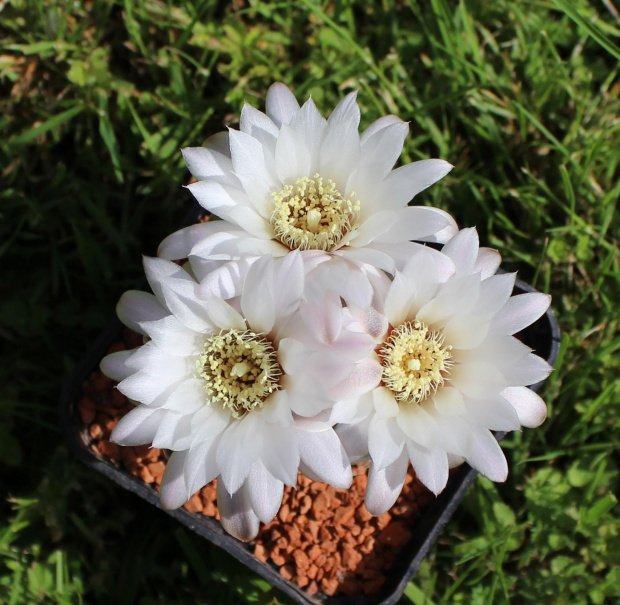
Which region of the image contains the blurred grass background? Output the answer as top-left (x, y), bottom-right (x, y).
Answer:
top-left (1, 0), bottom-right (619, 603)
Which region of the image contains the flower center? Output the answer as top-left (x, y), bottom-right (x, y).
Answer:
top-left (197, 330), bottom-right (281, 418)
top-left (379, 320), bottom-right (452, 404)
top-left (270, 173), bottom-right (360, 251)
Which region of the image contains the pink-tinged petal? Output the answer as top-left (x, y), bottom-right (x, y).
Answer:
top-left (217, 480), bottom-right (260, 542)
top-left (297, 428), bottom-right (352, 489)
top-left (335, 415), bottom-right (372, 463)
top-left (368, 415), bottom-right (405, 470)
top-left (158, 221), bottom-right (241, 261)
top-left (474, 247), bottom-right (501, 279)
top-left (186, 180), bottom-right (249, 214)
top-left (241, 255), bottom-right (275, 334)
top-left (246, 460), bottom-right (284, 524)
top-left (395, 402), bottom-right (438, 449)
top-left (372, 159), bottom-right (453, 212)
top-left (449, 361), bottom-right (506, 400)
top-left (347, 304), bottom-right (389, 341)
top-left (475, 272), bottom-right (517, 319)
top-left (372, 206), bottom-right (456, 244)
top-left (204, 296), bottom-right (246, 331)
top-left (406, 442), bottom-right (449, 496)
top-left (117, 290), bottom-right (168, 335)
top-left (110, 405), bottom-right (165, 445)
top-left (431, 386), bottom-right (466, 417)
top-left (329, 358), bottom-right (383, 401)
top-left (283, 373), bottom-right (332, 417)
top-left (330, 392), bottom-right (373, 424)
top-left (260, 390), bottom-right (293, 425)
top-left (441, 227), bottom-right (479, 275)
top-left (360, 114), bottom-right (403, 144)
top-left (335, 245), bottom-right (396, 274)
top-left (228, 129), bottom-right (276, 217)
top-left (266, 83), bottom-right (300, 128)
top-left (181, 147), bottom-right (236, 185)
top-left (260, 422), bottom-right (300, 486)
top-left (501, 386), bottom-right (547, 428)
top-left (100, 349), bottom-right (139, 382)
top-left (300, 290), bottom-right (343, 344)
top-left (502, 353), bottom-right (552, 386)
top-left (202, 131), bottom-right (230, 157)
top-left (492, 293), bottom-right (552, 335)
top-left (365, 450), bottom-right (409, 515)
top-left (184, 439), bottom-right (220, 495)
top-left (277, 337), bottom-right (307, 375)
top-left (464, 428), bottom-right (508, 483)
top-left (464, 395), bottom-right (521, 431)
top-left (160, 450), bottom-right (189, 509)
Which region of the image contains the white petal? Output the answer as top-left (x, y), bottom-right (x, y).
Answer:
top-left (160, 378), bottom-right (205, 414)
top-left (350, 210), bottom-right (399, 248)
top-left (372, 206), bottom-right (457, 243)
top-left (492, 293), bottom-right (552, 335)
top-left (100, 350), bottom-right (138, 382)
top-left (431, 386), bottom-right (466, 417)
top-left (464, 428), bottom-right (508, 483)
top-left (406, 442), bottom-right (449, 496)
top-left (368, 415), bottom-right (405, 470)
top-left (442, 315), bottom-right (490, 349)
top-left (275, 122), bottom-right (311, 183)
top-left (395, 402), bottom-right (437, 449)
top-left (449, 361), bottom-right (506, 399)
top-left (265, 82), bottom-right (300, 128)
top-left (502, 353), bottom-right (552, 386)
top-left (474, 247), bottom-right (501, 279)
top-left (384, 271), bottom-right (416, 327)
top-left (184, 438), bottom-right (220, 495)
top-left (260, 421), bottom-right (299, 486)
top-left (501, 386), bottom-right (547, 428)
top-left (475, 272), bottom-right (517, 319)
top-left (441, 228), bottom-right (479, 275)
top-left (372, 387), bottom-right (400, 418)
top-left (158, 221), bottom-right (241, 260)
top-left (181, 146), bottom-right (236, 185)
top-left (246, 460), bottom-right (284, 524)
top-left (372, 159), bottom-right (453, 211)
top-left (360, 114), bottom-right (403, 144)
top-left (329, 358), bottom-right (383, 401)
top-left (414, 207), bottom-right (459, 244)
top-left (240, 255), bottom-right (275, 333)
top-left (239, 102), bottom-right (279, 139)
top-left (196, 258), bottom-right (252, 300)
top-left (190, 405), bottom-right (231, 446)
top-left (335, 244), bottom-right (397, 273)
top-left (300, 292), bottom-right (343, 344)
top-left (365, 449), bottom-right (409, 515)
top-left (117, 290), bottom-right (168, 335)
top-left (118, 369), bottom-right (184, 405)
top-left (335, 415), bottom-right (372, 463)
top-left (217, 480), bottom-right (260, 541)
top-left (186, 180), bottom-right (249, 214)
top-left (139, 315), bottom-right (204, 357)
top-left (152, 411), bottom-right (192, 450)
top-left (216, 418), bottom-right (259, 494)
top-left (202, 131), bottom-right (230, 156)
top-left (283, 373), bottom-right (332, 417)
top-left (417, 274), bottom-right (481, 325)
top-left (160, 450), bottom-right (189, 509)
top-left (204, 296), bottom-right (246, 331)
top-left (464, 395), bottom-right (521, 431)
top-left (220, 204), bottom-right (274, 240)
top-left (330, 392), bottom-right (373, 424)
top-left (289, 96), bottom-right (327, 169)
top-left (272, 250), bottom-right (304, 318)
top-left (110, 405), bottom-right (165, 445)
top-left (297, 428), bottom-right (352, 489)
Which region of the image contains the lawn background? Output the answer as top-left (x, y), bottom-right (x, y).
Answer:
top-left (1, 0), bottom-right (618, 603)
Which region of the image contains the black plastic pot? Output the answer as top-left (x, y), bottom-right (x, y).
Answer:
top-left (60, 256), bottom-right (560, 605)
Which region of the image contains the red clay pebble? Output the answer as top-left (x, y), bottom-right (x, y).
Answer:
top-left (378, 521), bottom-right (412, 547)
top-left (280, 565), bottom-right (294, 581)
top-left (254, 544), bottom-right (267, 563)
top-left (184, 494), bottom-right (203, 514)
top-left (78, 398), bottom-right (96, 424)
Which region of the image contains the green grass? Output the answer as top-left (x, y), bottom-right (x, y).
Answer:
top-left (1, 0), bottom-right (619, 603)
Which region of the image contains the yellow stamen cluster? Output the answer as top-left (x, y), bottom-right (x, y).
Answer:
top-left (379, 320), bottom-right (452, 404)
top-left (197, 330), bottom-right (281, 418)
top-left (270, 174), bottom-right (360, 251)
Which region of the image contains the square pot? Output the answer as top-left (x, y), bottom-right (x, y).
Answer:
top-left (60, 234), bottom-right (560, 605)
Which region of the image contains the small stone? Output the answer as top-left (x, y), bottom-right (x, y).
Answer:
top-left (184, 494), bottom-right (203, 514)
top-left (254, 543), bottom-right (268, 563)
top-left (279, 564), bottom-right (294, 580)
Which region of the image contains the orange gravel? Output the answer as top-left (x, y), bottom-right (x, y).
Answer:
top-left (77, 332), bottom-right (436, 598)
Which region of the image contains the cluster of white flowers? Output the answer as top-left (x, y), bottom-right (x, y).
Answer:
top-left (101, 84), bottom-right (551, 541)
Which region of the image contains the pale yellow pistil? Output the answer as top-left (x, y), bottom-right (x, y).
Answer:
top-left (271, 174), bottom-right (360, 251)
top-left (379, 320), bottom-right (453, 404)
top-left (197, 330), bottom-right (281, 418)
